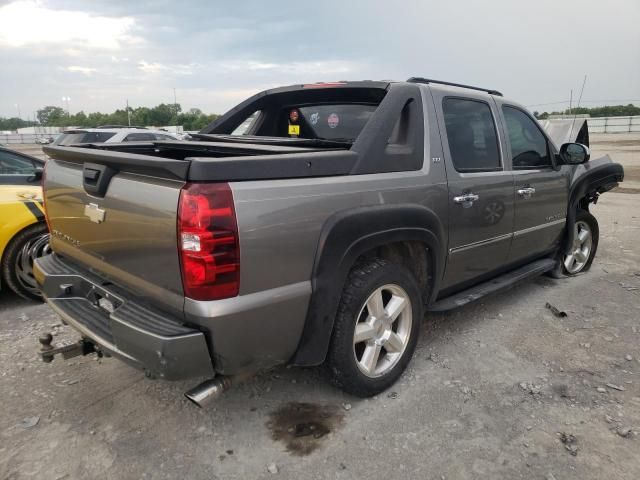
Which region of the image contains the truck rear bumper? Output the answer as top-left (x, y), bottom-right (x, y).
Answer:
top-left (33, 254), bottom-right (214, 380)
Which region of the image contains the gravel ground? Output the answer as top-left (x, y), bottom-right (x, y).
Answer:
top-left (1, 136), bottom-right (638, 479)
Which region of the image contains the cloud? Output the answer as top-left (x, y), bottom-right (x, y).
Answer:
top-left (0, 0), bottom-right (638, 119)
top-left (66, 66), bottom-right (97, 76)
top-left (219, 60), bottom-right (358, 75)
top-left (0, 0), bottom-right (139, 49)
top-left (138, 61), bottom-right (198, 75)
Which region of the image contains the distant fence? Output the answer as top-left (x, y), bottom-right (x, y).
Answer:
top-left (2, 118), bottom-right (639, 144)
top-left (587, 116), bottom-right (640, 134)
top-left (0, 134), bottom-right (50, 144)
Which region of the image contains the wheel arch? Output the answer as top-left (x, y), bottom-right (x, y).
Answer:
top-left (290, 204), bottom-right (445, 366)
top-left (563, 160), bottom-right (623, 254)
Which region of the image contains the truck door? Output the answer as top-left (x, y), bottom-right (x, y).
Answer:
top-left (497, 103), bottom-right (568, 262)
top-left (432, 91), bottom-right (515, 289)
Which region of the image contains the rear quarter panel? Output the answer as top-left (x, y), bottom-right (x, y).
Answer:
top-left (187, 85), bottom-right (448, 373)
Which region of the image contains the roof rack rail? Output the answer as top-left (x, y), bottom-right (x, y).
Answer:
top-left (407, 77), bottom-right (503, 97)
top-left (95, 125), bottom-right (148, 129)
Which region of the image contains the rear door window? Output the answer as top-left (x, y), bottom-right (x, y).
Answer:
top-left (502, 106), bottom-right (551, 169)
top-left (443, 98), bottom-right (501, 172)
top-left (55, 132), bottom-right (116, 145)
top-left (124, 133), bottom-right (156, 142)
top-left (154, 134), bottom-right (175, 140)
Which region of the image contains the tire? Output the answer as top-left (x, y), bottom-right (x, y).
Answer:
top-left (549, 210), bottom-right (599, 278)
top-left (1, 223), bottom-right (51, 301)
top-left (326, 258), bottom-right (423, 397)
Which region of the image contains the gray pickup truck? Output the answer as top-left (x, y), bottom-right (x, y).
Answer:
top-left (36, 78), bottom-right (624, 406)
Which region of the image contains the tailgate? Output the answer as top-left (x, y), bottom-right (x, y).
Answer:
top-left (43, 147), bottom-right (187, 316)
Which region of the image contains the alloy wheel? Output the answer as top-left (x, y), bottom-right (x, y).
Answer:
top-left (352, 284), bottom-right (413, 378)
top-left (564, 220), bottom-right (592, 274)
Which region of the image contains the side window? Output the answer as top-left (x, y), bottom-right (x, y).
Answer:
top-left (443, 98), bottom-right (501, 172)
top-left (502, 106), bottom-right (551, 169)
top-left (0, 150), bottom-right (36, 175)
top-left (124, 133), bottom-right (156, 142)
top-left (154, 134), bottom-right (174, 140)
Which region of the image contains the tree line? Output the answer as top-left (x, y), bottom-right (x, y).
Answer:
top-left (534, 104), bottom-right (640, 120)
top-left (0, 103), bottom-right (220, 132)
top-left (3, 102), bottom-right (638, 132)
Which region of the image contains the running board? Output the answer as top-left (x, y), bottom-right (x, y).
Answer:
top-left (427, 258), bottom-right (556, 312)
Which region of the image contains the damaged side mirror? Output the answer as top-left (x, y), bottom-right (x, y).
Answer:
top-left (559, 143), bottom-right (590, 165)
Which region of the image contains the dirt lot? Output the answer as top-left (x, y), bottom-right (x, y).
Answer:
top-left (1, 136), bottom-right (639, 479)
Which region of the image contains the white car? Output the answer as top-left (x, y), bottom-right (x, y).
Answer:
top-left (53, 126), bottom-right (181, 146)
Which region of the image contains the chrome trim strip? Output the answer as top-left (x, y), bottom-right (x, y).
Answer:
top-left (513, 218), bottom-right (566, 238)
top-left (450, 218), bottom-right (566, 254)
top-left (449, 233), bottom-right (512, 254)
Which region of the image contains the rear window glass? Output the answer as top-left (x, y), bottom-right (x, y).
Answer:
top-left (55, 132), bottom-right (116, 145)
top-left (296, 105), bottom-right (377, 141)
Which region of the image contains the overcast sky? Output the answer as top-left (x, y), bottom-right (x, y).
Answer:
top-left (0, 0), bottom-right (638, 119)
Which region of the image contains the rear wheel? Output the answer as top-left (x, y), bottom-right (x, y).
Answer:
top-left (326, 258), bottom-right (422, 397)
top-left (1, 223), bottom-right (51, 301)
top-left (549, 210), bottom-right (599, 277)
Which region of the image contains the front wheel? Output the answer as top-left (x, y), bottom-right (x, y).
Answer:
top-left (550, 210), bottom-right (599, 277)
top-left (326, 258), bottom-right (422, 397)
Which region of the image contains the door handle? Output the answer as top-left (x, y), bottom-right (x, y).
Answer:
top-left (517, 187), bottom-right (536, 199)
top-left (453, 193), bottom-right (480, 207)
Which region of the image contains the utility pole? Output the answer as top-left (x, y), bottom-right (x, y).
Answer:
top-left (126, 99), bottom-right (131, 126)
top-left (568, 89), bottom-right (573, 117)
top-left (15, 103), bottom-right (21, 119)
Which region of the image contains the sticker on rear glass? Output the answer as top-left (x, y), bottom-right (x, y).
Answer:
top-left (328, 113), bottom-right (339, 129)
top-left (289, 109), bottom-right (299, 123)
top-left (288, 124), bottom-right (300, 135)
top-left (310, 112), bottom-right (319, 125)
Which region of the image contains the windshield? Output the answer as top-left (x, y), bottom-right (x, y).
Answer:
top-left (54, 132), bottom-right (117, 145)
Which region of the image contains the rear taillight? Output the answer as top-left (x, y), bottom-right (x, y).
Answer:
top-left (177, 183), bottom-right (240, 300)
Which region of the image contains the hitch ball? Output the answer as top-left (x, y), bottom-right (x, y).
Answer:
top-left (39, 333), bottom-right (55, 363)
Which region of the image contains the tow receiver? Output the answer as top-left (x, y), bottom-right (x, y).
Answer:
top-left (38, 333), bottom-right (97, 363)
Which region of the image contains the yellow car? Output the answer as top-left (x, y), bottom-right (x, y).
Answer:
top-left (0, 146), bottom-right (50, 300)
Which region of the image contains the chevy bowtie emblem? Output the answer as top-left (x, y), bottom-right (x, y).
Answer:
top-left (84, 203), bottom-right (106, 224)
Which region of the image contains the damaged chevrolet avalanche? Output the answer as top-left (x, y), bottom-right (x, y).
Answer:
top-left (35, 78), bottom-right (624, 405)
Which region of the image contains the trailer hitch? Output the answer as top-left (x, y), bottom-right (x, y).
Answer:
top-left (38, 333), bottom-right (97, 363)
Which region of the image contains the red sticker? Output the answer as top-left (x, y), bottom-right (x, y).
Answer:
top-left (289, 109), bottom-right (299, 123)
top-left (328, 113), bottom-right (339, 128)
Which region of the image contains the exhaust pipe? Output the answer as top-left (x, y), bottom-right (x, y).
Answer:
top-left (184, 376), bottom-right (232, 408)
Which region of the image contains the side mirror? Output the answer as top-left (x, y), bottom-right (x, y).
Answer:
top-left (29, 167), bottom-right (44, 183)
top-left (559, 143), bottom-right (590, 165)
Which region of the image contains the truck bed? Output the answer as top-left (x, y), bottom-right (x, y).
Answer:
top-left (43, 141), bottom-right (358, 182)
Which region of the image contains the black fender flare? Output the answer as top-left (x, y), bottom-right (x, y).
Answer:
top-left (564, 159), bottom-right (623, 253)
top-left (290, 204), bottom-right (445, 366)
